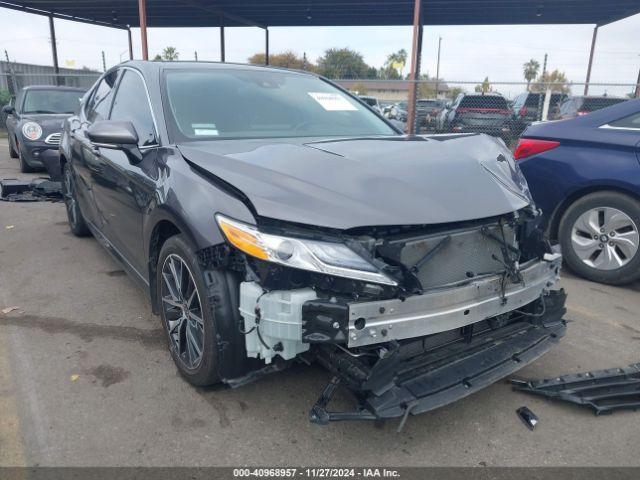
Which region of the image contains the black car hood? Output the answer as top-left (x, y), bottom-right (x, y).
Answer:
top-left (177, 134), bottom-right (532, 230)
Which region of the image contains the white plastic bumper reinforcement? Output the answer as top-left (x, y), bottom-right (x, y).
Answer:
top-left (347, 255), bottom-right (562, 348)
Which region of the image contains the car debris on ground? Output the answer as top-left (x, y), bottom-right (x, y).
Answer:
top-left (0, 178), bottom-right (62, 202)
top-left (511, 362), bottom-right (640, 415)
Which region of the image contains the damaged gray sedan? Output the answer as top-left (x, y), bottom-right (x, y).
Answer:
top-left (60, 61), bottom-right (566, 426)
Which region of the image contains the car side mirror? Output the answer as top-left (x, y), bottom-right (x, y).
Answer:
top-left (2, 105), bottom-right (15, 115)
top-left (87, 120), bottom-right (142, 163)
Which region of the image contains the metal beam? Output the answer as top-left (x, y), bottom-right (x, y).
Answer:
top-left (635, 67), bottom-right (640, 98)
top-left (220, 15), bottom-right (225, 62)
top-left (138, 0), bottom-right (148, 60)
top-left (178, 0), bottom-right (266, 28)
top-left (0, 1), bottom-right (129, 29)
top-left (127, 27), bottom-right (133, 60)
top-left (48, 14), bottom-right (59, 84)
top-left (584, 25), bottom-right (598, 95)
top-left (406, 0), bottom-right (422, 135)
top-left (265, 28), bottom-right (269, 65)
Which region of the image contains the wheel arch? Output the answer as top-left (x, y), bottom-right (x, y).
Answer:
top-left (548, 184), bottom-right (640, 242)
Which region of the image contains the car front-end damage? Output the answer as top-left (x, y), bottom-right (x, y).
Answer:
top-left (211, 204), bottom-right (566, 427)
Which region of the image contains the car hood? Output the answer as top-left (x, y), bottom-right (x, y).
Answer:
top-left (177, 134), bottom-right (532, 230)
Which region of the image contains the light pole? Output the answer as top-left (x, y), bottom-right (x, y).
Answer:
top-left (435, 36), bottom-right (442, 98)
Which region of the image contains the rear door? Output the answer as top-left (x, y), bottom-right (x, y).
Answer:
top-left (89, 68), bottom-right (159, 275)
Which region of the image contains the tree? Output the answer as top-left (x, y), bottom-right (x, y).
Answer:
top-left (475, 77), bottom-right (491, 94)
top-left (523, 59), bottom-right (540, 91)
top-left (316, 48), bottom-right (371, 79)
top-left (0, 88), bottom-right (11, 107)
top-left (385, 49), bottom-right (408, 77)
top-left (447, 87), bottom-right (464, 100)
top-left (531, 69), bottom-right (570, 93)
top-left (154, 47), bottom-right (179, 61)
top-left (350, 82), bottom-right (368, 95)
top-left (247, 50), bottom-right (314, 70)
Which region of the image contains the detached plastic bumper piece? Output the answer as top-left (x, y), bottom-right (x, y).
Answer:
top-left (512, 362), bottom-right (640, 415)
top-left (310, 289), bottom-right (567, 430)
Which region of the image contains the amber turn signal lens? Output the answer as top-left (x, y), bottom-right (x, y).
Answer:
top-left (217, 217), bottom-right (269, 260)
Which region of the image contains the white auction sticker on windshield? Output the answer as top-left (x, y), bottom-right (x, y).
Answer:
top-left (192, 123), bottom-right (219, 136)
top-left (308, 92), bottom-right (357, 111)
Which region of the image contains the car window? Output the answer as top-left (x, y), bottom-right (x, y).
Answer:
top-left (86, 71), bottom-right (119, 123)
top-left (559, 100), bottom-right (574, 116)
top-left (581, 97), bottom-right (626, 112)
top-left (458, 96), bottom-right (508, 110)
top-left (22, 89), bottom-right (82, 114)
top-left (163, 69), bottom-right (395, 141)
top-left (608, 112), bottom-right (640, 130)
top-left (109, 70), bottom-right (157, 147)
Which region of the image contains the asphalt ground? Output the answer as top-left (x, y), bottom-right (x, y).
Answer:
top-left (0, 141), bottom-right (639, 467)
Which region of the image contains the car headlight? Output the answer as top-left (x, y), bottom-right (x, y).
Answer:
top-left (22, 122), bottom-right (43, 141)
top-left (216, 215), bottom-right (397, 286)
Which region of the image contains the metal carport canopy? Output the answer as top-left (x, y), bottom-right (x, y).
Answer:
top-left (1, 0), bottom-right (640, 28)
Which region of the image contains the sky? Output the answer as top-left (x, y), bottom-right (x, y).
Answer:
top-left (1, 7), bottom-right (639, 97)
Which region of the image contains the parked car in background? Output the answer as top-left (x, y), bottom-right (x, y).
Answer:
top-left (3, 85), bottom-right (85, 179)
top-left (386, 101), bottom-right (407, 122)
top-left (416, 98), bottom-right (446, 131)
top-left (551, 95), bottom-right (628, 120)
top-left (358, 95), bottom-right (381, 113)
top-left (60, 61), bottom-right (565, 425)
top-left (436, 93), bottom-right (512, 139)
top-left (379, 100), bottom-right (395, 117)
top-left (516, 99), bottom-right (640, 284)
top-left (511, 92), bottom-right (567, 134)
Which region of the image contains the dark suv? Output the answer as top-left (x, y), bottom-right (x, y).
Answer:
top-left (510, 92), bottom-right (567, 134)
top-left (437, 93), bottom-right (512, 139)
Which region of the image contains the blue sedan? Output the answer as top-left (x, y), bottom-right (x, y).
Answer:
top-left (516, 99), bottom-right (640, 285)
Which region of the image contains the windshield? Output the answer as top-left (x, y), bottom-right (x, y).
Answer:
top-left (163, 69), bottom-right (396, 141)
top-left (582, 97), bottom-right (626, 112)
top-left (22, 89), bottom-right (82, 114)
top-left (417, 100), bottom-right (443, 108)
top-left (459, 96), bottom-right (509, 110)
top-left (360, 97), bottom-right (378, 107)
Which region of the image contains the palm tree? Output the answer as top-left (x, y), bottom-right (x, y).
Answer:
top-left (385, 49), bottom-right (408, 77)
top-left (523, 59), bottom-right (540, 91)
top-left (161, 47), bottom-right (179, 61)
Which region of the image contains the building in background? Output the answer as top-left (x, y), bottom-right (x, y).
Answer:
top-left (0, 61), bottom-right (100, 95)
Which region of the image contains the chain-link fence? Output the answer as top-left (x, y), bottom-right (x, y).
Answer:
top-left (1, 71), bottom-right (638, 147)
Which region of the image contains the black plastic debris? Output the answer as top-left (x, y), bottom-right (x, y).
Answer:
top-left (511, 362), bottom-right (640, 415)
top-left (516, 406), bottom-right (539, 430)
top-left (0, 178), bottom-right (63, 202)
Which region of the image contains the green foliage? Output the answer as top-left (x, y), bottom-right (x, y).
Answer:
top-left (385, 49), bottom-right (408, 77)
top-left (154, 47), bottom-right (179, 62)
top-left (248, 51), bottom-right (315, 71)
top-left (475, 77), bottom-right (492, 94)
top-left (530, 69), bottom-right (570, 93)
top-left (316, 48), bottom-right (371, 79)
top-left (447, 87), bottom-right (464, 100)
top-left (523, 59), bottom-right (540, 91)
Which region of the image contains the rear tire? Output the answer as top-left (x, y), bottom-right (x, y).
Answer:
top-left (559, 191), bottom-right (640, 285)
top-left (62, 162), bottom-right (91, 237)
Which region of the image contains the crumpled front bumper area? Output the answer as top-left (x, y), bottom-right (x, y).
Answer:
top-left (311, 289), bottom-right (566, 428)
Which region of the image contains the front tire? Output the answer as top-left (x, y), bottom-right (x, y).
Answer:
top-left (18, 144), bottom-right (35, 173)
top-left (559, 191), bottom-right (640, 285)
top-left (157, 235), bottom-right (223, 386)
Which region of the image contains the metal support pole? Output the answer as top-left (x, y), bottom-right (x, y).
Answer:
top-left (220, 16), bottom-right (225, 62)
top-left (406, 0), bottom-right (423, 135)
top-left (127, 28), bottom-right (133, 60)
top-left (584, 25), bottom-right (598, 96)
top-left (635, 67), bottom-right (640, 98)
top-left (48, 14), bottom-right (60, 85)
top-left (138, 0), bottom-right (149, 60)
top-left (435, 36), bottom-right (442, 98)
top-left (265, 28), bottom-right (269, 65)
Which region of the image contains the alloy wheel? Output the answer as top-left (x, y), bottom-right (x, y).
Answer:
top-left (570, 206), bottom-right (639, 270)
top-left (63, 166), bottom-right (78, 227)
top-left (160, 254), bottom-right (205, 369)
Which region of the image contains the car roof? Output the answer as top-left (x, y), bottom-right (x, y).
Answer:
top-left (118, 60), bottom-right (318, 79)
top-left (20, 85), bottom-right (86, 92)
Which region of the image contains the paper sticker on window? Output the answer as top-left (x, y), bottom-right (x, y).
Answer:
top-left (308, 92), bottom-right (357, 111)
top-left (192, 123), bottom-right (219, 136)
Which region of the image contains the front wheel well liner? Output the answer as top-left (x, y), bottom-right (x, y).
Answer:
top-left (548, 186), bottom-right (640, 243)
